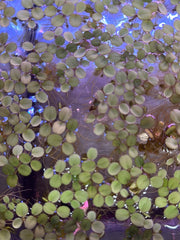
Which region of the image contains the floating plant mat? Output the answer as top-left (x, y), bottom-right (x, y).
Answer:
top-left (0, 0), bottom-right (180, 240)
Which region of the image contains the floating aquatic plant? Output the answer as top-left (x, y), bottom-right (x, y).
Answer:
top-left (0, 0), bottom-right (180, 240)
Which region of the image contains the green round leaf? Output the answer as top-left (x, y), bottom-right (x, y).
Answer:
top-left (174, 19), bottom-right (180, 31)
top-left (36, 91), bottom-right (48, 103)
top-left (39, 123), bottom-right (51, 137)
top-left (170, 109), bottom-right (180, 123)
top-left (52, 121), bottom-right (66, 134)
top-left (87, 147), bottom-right (98, 160)
top-left (24, 216), bottom-right (37, 230)
top-left (72, 208), bottom-right (84, 222)
top-left (21, 0), bottom-right (33, 9)
top-left (75, 190), bottom-right (88, 203)
top-left (16, 202), bottom-right (28, 217)
top-left (31, 147), bottom-right (44, 158)
top-left (62, 2), bottom-right (74, 15)
top-left (59, 107), bottom-right (72, 121)
top-left (131, 213), bottom-right (145, 227)
top-left (137, 175), bottom-right (149, 190)
top-left (62, 173), bottom-right (72, 185)
top-left (43, 202), bottom-right (56, 215)
top-left (19, 153), bottom-right (31, 164)
top-left (18, 164), bottom-right (31, 176)
top-left (62, 142), bottom-right (74, 155)
top-left (158, 187), bottom-right (169, 197)
top-left (12, 218), bottom-right (23, 229)
top-left (44, 168), bottom-right (53, 179)
top-left (71, 199), bottom-right (80, 209)
top-left (70, 165), bottom-right (81, 176)
top-left (164, 205), bottom-right (179, 219)
top-left (44, 5), bottom-right (57, 17)
top-left (27, 81), bottom-right (40, 93)
top-left (51, 15), bottom-right (65, 27)
top-left (43, 106), bottom-right (57, 121)
top-left (20, 98), bottom-right (32, 109)
top-left (0, 230), bottom-right (11, 240)
top-left (0, 156), bottom-right (8, 166)
top-left (19, 229), bottom-right (33, 240)
top-left (22, 129), bottom-right (35, 142)
top-left (168, 191), bottom-right (180, 204)
top-left (30, 160), bottom-right (42, 171)
top-left (122, 5), bottom-right (136, 17)
top-left (43, 31), bottom-right (55, 40)
top-left (143, 162), bottom-right (157, 174)
top-left (138, 8), bottom-right (152, 20)
top-left (13, 145), bottom-right (23, 156)
top-left (48, 190), bottom-right (60, 203)
top-left (155, 197), bottom-right (168, 208)
top-left (115, 209), bottom-right (129, 221)
top-left (49, 174), bottom-right (62, 188)
top-left (61, 190), bottom-right (73, 204)
top-left (150, 176), bottom-right (163, 188)
top-left (69, 154), bottom-right (80, 166)
top-left (54, 160), bottom-right (66, 173)
top-left (142, 20), bottom-right (153, 32)
top-left (119, 103), bottom-right (129, 115)
top-left (67, 119), bottom-right (78, 131)
top-left (165, 137), bottom-right (178, 150)
top-left (93, 194), bottom-right (104, 207)
top-left (111, 180), bottom-right (122, 194)
top-left (31, 203), bottom-right (43, 216)
top-left (168, 177), bottom-right (180, 190)
top-left (144, 219), bottom-right (153, 230)
top-left (32, 7), bottom-right (44, 20)
top-left (140, 116), bottom-right (155, 129)
top-left (47, 134), bottom-right (62, 147)
top-left (57, 206), bottom-right (70, 218)
top-left (138, 197), bottom-right (151, 213)
top-left (119, 155), bottom-right (132, 170)
top-left (93, 123), bottom-right (105, 136)
top-left (103, 65), bottom-right (116, 78)
top-left (105, 195), bottom-right (114, 207)
top-left (91, 221), bottom-right (105, 234)
top-left (108, 162), bottom-right (121, 176)
top-left (76, 2), bottom-right (86, 12)
top-left (91, 172), bottom-right (103, 184)
top-left (118, 170), bottom-right (131, 185)
top-left (87, 211), bottom-right (96, 222)
top-left (82, 160), bottom-right (96, 172)
top-left (7, 134), bottom-right (18, 146)
top-left (7, 175), bottom-right (18, 187)
top-left (30, 116), bottom-right (41, 127)
top-left (99, 184), bottom-right (111, 196)
top-left (17, 10), bottom-right (30, 20)
top-left (97, 157), bottom-right (110, 169)
top-left (79, 172), bottom-right (91, 183)
top-left (130, 105), bottom-right (143, 117)
top-left (69, 14), bottom-right (82, 27)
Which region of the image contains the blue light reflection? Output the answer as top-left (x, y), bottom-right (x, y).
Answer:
top-left (28, 96), bottom-right (37, 103)
top-left (28, 107), bottom-right (34, 116)
top-left (65, 157), bottom-right (69, 162)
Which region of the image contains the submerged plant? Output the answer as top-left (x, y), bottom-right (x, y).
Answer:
top-left (0, 0), bottom-right (180, 240)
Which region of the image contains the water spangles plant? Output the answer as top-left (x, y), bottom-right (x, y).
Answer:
top-left (0, 0), bottom-right (180, 240)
